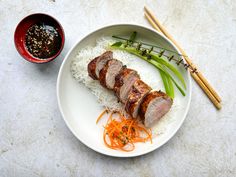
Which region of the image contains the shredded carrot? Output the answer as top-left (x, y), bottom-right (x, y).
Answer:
top-left (97, 109), bottom-right (152, 152)
top-left (96, 109), bottom-right (108, 124)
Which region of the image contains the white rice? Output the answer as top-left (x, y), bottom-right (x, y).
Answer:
top-left (70, 37), bottom-right (180, 134)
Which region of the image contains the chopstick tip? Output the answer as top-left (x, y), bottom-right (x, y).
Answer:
top-left (144, 6), bottom-right (148, 11)
top-left (216, 103), bottom-right (222, 110)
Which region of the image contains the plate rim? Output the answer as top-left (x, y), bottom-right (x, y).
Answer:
top-left (57, 23), bottom-right (192, 157)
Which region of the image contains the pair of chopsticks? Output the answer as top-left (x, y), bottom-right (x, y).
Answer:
top-left (144, 6), bottom-right (222, 109)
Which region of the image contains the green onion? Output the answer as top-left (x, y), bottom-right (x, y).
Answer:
top-left (110, 32), bottom-right (187, 98)
top-left (159, 70), bottom-right (174, 99)
top-left (150, 54), bottom-right (186, 89)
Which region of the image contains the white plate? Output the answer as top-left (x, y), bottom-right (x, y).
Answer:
top-left (57, 24), bottom-right (191, 157)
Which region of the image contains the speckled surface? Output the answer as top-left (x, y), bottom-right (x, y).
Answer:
top-left (0, 0), bottom-right (236, 176)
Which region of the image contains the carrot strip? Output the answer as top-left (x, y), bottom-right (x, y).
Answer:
top-left (127, 120), bottom-right (134, 136)
top-left (96, 109), bottom-right (153, 152)
top-left (96, 109), bottom-right (107, 124)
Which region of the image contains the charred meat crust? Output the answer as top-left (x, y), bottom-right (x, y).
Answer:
top-left (87, 56), bottom-right (99, 80)
top-left (113, 66), bottom-right (128, 91)
top-left (125, 80), bottom-right (151, 118)
top-left (114, 67), bottom-right (139, 99)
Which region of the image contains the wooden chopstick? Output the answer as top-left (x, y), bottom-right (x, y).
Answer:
top-left (144, 7), bottom-right (221, 103)
top-left (144, 7), bottom-right (222, 109)
top-left (144, 11), bottom-right (220, 107)
top-left (144, 12), bottom-right (162, 32)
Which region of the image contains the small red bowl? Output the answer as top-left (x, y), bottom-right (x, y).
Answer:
top-left (14, 13), bottom-right (65, 64)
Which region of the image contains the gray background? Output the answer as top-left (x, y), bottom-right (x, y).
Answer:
top-left (0, 0), bottom-right (235, 176)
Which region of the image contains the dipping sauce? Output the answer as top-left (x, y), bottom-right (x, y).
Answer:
top-left (25, 23), bottom-right (62, 59)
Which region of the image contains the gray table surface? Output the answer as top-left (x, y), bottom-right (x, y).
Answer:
top-left (0, 0), bottom-right (236, 177)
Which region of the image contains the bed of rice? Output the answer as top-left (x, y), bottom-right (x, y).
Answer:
top-left (70, 37), bottom-right (180, 134)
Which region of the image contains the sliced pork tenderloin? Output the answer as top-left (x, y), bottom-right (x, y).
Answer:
top-left (87, 51), bottom-right (113, 80)
top-left (139, 91), bottom-right (173, 127)
top-left (125, 79), bottom-right (151, 118)
top-left (87, 56), bottom-right (99, 80)
top-left (87, 51), bottom-right (173, 128)
top-left (114, 68), bottom-right (140, 103)
top-left (99, 59), bottom-right (123, 89)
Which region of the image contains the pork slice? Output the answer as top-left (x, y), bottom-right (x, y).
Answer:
top-left (125, 80), bottom-right (151, 118)
top-left (95, 51), bottom-right (113, 79)
top-left (99, 59), bottom-right (123, 89)
top-left (87, 56), bottom-right (99, 80)
top-left (114, 68), bottom-right (140, 103)
top-left (87, 51), bottom-right (113, 80)
top-left (139, 91), bottom-right (173, 127)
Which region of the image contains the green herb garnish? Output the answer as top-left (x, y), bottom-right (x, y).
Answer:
top-left (110, 32), bottom-right (188, 98)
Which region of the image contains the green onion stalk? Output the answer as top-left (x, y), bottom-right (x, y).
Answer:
top-left (109, 32), bottom-right (187, 98)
